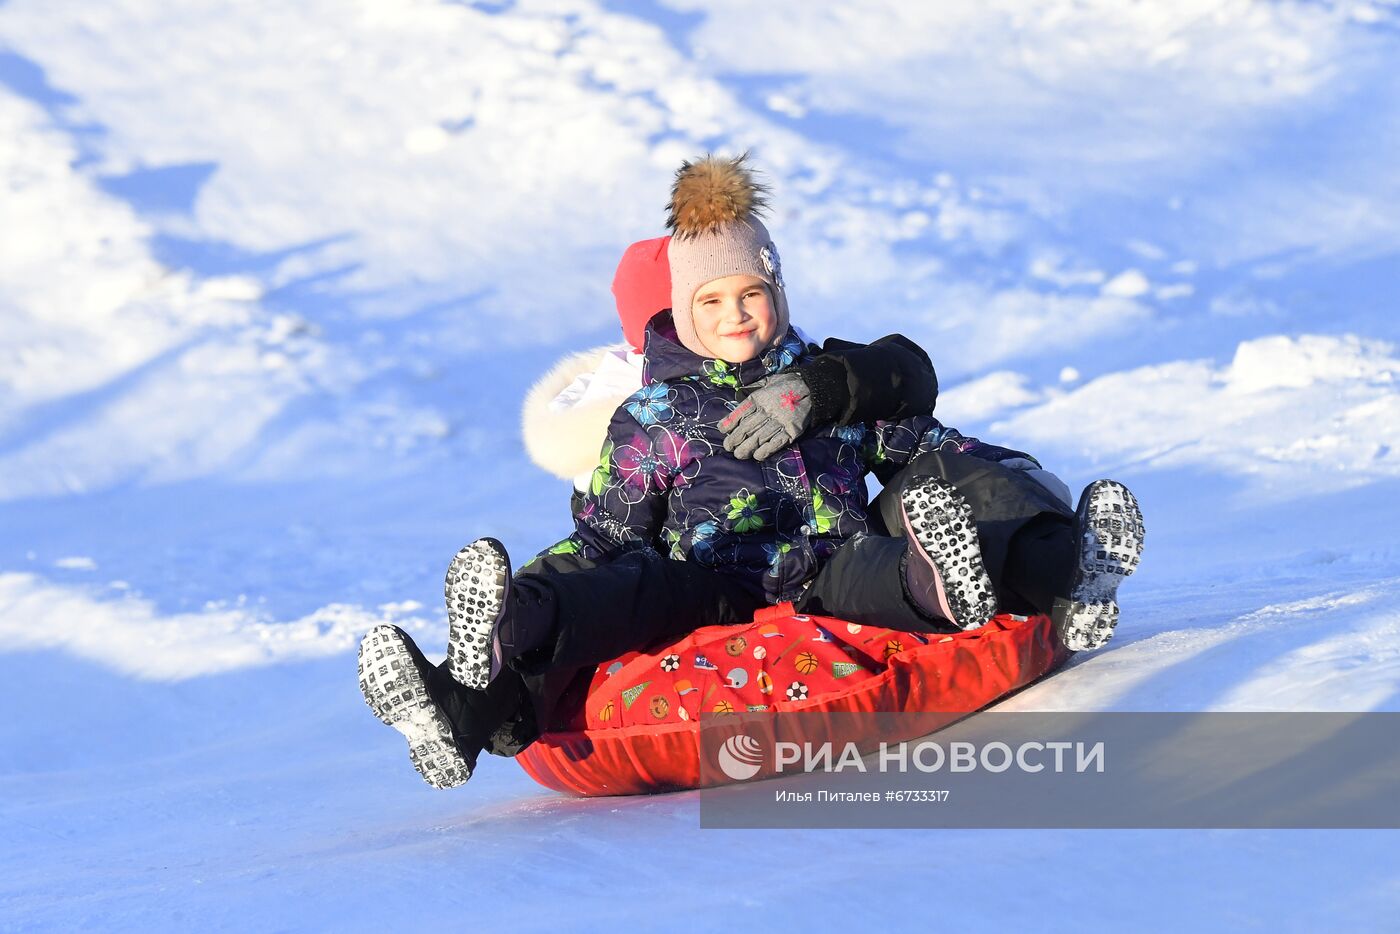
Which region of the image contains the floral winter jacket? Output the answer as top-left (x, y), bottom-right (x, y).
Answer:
top-left (555, 315), bottom-right (1037, 603)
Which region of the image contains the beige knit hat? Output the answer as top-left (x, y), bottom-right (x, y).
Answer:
top-left (665, 154), bottom-right (790, 358)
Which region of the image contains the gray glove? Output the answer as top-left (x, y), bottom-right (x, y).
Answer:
top-left (719, 372), bottom-right (814, 460)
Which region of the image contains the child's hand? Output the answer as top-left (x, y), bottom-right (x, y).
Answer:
top-left (720, 372), bottom-right (814, 459)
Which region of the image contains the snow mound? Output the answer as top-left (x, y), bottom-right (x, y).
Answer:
top-left (938, 370), bottom-right (1042, 423)
top-left (0, 572), bottom-right (442, 680)
top-left (0, 83), bottom-right (352, 499)
top-left (993, 333), bottom-right (1400, 494)
top-left (0, 0), bottom-right (718, 323)
top-left (0, 91), bottom-right (255, 426)
top-left (0, 0), bottom-right (1157, 365)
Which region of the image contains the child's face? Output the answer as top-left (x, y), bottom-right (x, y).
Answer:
top-left (691, 274), bottom-right (778, 363)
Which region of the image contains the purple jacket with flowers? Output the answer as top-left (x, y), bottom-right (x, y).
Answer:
top-left (554, 314), bottom-right (1036, 603)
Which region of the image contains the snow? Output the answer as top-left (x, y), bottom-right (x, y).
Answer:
top-left (0, 572), bottom-right (440, 679)
top-left (991, 333), bottom-right (1400, 494)
top-left (52, 556), bottom-right (96, 571)
top-left (937, 371), bottom-right (1042, 424)
top-left (2, 0), bottom-right (1399, 929)
top-left (1101, 268), bottom-right (1151, 298)
top-left (0, 92), bottom-right (255, 426)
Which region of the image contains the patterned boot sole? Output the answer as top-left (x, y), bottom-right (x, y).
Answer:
top-left (357, 625), bottom-right (471, 789)
top-left (445, 538), bottom-right (511, 691)
top-left (1059, 480), bottom-right (1145, 652)
top-left (900, 476), bottom-right (998, 631)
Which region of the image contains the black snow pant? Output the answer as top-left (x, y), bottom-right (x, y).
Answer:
top-left (491, 450), bottom-right (1076, 747)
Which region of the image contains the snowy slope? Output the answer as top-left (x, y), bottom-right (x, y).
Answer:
top-left (2, 1), bottom-right (1399, 930)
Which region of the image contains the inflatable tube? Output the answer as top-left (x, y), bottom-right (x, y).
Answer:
top-left (516, 603), bottom-right (1070, 796)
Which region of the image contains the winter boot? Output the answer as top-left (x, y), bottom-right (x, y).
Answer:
top-left (358, 625), bottom-right (527, 788)
top-left (1053, 479), bottom-right (1145, 651)
top-left (444, 538), bottom-right (513, 690)
top-left (899, 475), bottom-right (998, 631)
top-left (445, 538), bottom-right (556, 690)
top-left (358, 625), bottom-right (478, 789)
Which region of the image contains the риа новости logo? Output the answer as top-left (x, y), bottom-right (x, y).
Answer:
top-left (717, 733), bottom-right (764, 781)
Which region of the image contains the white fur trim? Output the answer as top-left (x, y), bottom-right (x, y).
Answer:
top-left (521, 344), bottom-right (641, 481)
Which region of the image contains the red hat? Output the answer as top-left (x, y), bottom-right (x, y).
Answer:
top-left (611, 236), bottom-right (671, 353)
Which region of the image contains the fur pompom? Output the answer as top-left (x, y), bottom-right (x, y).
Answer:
top-left (666, 152), bottom-right (770, 240)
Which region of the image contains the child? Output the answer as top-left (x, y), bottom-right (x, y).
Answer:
top-left (521, 234), bottom-right (949, 515)
top-left (358, 155), bottom-right (1144, 789)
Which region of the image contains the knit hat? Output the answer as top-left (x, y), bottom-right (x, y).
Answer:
top-left (610, 236), bottom-right (672, 353)
top-left (665, 153), bottom-right (790, 358)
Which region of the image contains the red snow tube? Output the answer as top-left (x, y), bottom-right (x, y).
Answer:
top-left (516, 603), bottom-right (1070, 796)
